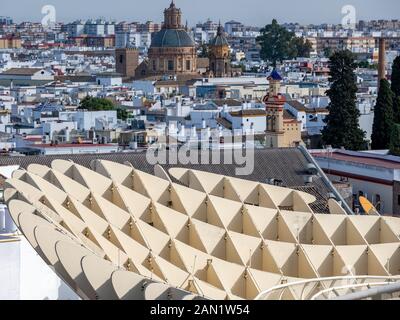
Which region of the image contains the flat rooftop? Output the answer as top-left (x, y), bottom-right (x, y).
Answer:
top-left (312, 150), bottom-right (400, 170)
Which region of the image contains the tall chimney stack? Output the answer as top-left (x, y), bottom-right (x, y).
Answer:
top-left (378, 37), bottom-right (386, 87)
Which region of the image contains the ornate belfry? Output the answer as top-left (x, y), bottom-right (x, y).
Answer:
top-left (264, 70), bottom-right (285, 148)
top-left (209, 22), bottom-right (231, 77)
top-left (163, 0), bottom-right (181, 29)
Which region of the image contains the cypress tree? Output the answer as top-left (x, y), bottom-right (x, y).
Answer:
top-left (393, 96), bottom-right (400, 124)
top-left (391, 56), bottom-right (400, 96)
top-left (371, 79), bottom-right (394, 150)
top-left (391, 56), bottom-right (400, 123)
top-left (390, 123), bottom-right (400, 156)
top-left (321, 50), bottom-right (365, 150)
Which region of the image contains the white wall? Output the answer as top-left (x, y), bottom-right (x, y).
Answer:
top-left (132, 81), bottom-right (156, 95)
top-left (306, 112), bottom-right (327, 135)
top-left (96, 77), bottom-right (122, 87)
top-left (190, 110), bottom-right (220, 129)
top-left (284, 102), bottom-right (306, 131)
top-left (0, 236), bottom-right (79, 300)
top-left (327, 173), bottom-right (393, 214)
top-left (228, 115), bottom-right (266, 132)
top-left (0, 240), bottom-right (20, 300)
top-left (76, 110), bottom-right (117, 131)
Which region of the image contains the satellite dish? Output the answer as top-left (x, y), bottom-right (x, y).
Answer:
top-left (359, 196), bottom-right (380, 216)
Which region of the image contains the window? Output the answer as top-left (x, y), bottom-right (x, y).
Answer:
top-left (168, 60), bottom-right (174, 71)
top-left (152, 60), bottom-right (156, 71)
top-left (119, 54), bottom-right (124, 64)
top-left (398, 195), bottom-right (400, 206)
top-left (186, 60), bottom-right (191, 70)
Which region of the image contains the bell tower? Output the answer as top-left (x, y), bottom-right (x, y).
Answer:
top-left (264, 70), bottom-right (285, 148)
top-left (209, 23), bottom-right (231, 77)
top-left (164, 1), bottom-right (182, 29)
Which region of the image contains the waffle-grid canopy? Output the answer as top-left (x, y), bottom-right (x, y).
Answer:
top-left (5, 160), bottom-right (400, 300)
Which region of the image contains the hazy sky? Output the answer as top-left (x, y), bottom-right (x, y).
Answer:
top-left (3, 0), bottom-right (400, 26)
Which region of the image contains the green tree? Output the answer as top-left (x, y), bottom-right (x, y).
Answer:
top-left (198, 42), bottom-right (209, 58)
top-left (256, 19), bottom-right (310, 66)
top-left (391, 56), bottom-right (400, 96)
top-left (290, 37), bottom-right (312, 58)
top-left (391, 56), bottom-right (400, 122)
top-left (79, 96), bottom-right (128, 120)
top-left (321, 50), bottom-right (366, 150)
top-left (117, 109), bottom-right (128, 121)
top-left (390, 123), bottom-right (400, 156)
top-left (371, 79), bottom-right (394, 150)
top-left (393, 96), bottom-right (400, 124)
top-left (79, 96), bottom-right (115, 111)
top-left (323, 47), bottom-right (333, 58)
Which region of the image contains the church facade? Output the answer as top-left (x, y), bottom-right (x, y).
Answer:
top-left (138, 1), bottom-right (197, 78)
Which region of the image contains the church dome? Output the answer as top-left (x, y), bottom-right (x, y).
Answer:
top-left (209, 24), bottom-right (229, 47)
top-left (151, 29), bottom-right (195, 48)
top-left (209, 34), bottom-right (229, 46)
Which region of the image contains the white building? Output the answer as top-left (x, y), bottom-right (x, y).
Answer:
top-left (224, 21), bottom-right (243, 35)
top-left (310, 149), bottom-right (400, 216)
top-left (115, 31), bottom-right (141, 48)
top-left (66, 20), bottom-right (85, 37)
top-left (305, 108), bottom-right (328, 136)
top-left (139, 32), bottom-right (152, 48)
top-left (0, 68), bottom-right (54, 81)
top-left (84, 19), bottom-right (105, 36)
top-left (285, 100), bottom-right (307, 132)
top-left (96, 73), bottom-right (122, 87)
top-left (42, 121), bottom-right (77, 141)
top-left (75, 110), bottom-right (118, 131)
top-left (132, 80), bottom-right (157, 95)
top-left (104, 22), bottom-right (115, 35)
top-left (190, 105), bottom-right (221, 129)
top-left (222, 109), bottom-right (266, 133)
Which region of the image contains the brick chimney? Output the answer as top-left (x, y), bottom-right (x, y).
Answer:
top-left (378, 37), bottom-right (386, 87)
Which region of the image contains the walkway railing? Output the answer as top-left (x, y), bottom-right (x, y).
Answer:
top-left (255, 275), bottom-right (400, 300)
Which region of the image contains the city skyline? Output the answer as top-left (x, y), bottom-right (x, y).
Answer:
top-left (2, 0), bottom-right (399, 26)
